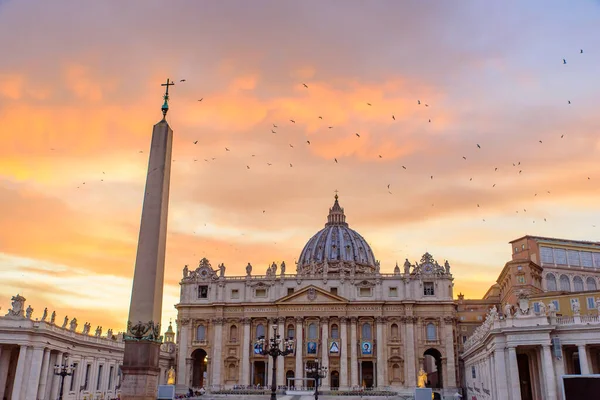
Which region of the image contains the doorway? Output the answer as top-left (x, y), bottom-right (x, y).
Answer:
top-left (361, 361), bottom-right (374, 388)
top-left (423, 348), bottom-right (443, 389)
top-left (330, 371), bottom-right (339, 389)
top-left (253, 361), bottom-right (266, 387)
top-left (517, 353), bottom-right (533, 400)
top-left (191, 349), bottom-right (207, 388)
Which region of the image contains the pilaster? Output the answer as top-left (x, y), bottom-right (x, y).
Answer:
top-left (277, 317), bottom-right (285, 386)
top-left (11, 345), bottom-right (28, 400)
top-left (404, 316), bottom-right (416, 387)
top-left (350, 317), bottom-right (358, 387)
top-left (294, 317), bottom-right (304, 388)
top-left (25, 346), bottom-right (44, 400)
top-left (37, 348), bottom-right (51, 399)
top-left (577, 344), bottom-right (590, 375)
top-left (241, 318), bottom-right (251, 386)
top-left (321, 317), bottom-right (330, 389)
top-left (443, 317), bottom-right (456, 388)
top-left (375, 317), bottom-right (385, 388)
top-left (542, 345), bottom-right (557, 400)
top-left (211, 318), bottom-right (224, 389)
top-left (339, 317), bottom-right (349, 390)
top-left (507, 346), bottom-right (521, 400)
top-left (176, 318), bottom-right (189, 386)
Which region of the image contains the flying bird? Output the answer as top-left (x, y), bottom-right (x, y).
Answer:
top-left (225, 147), bottom-right (230, 151)
top-left (392, 115), bottom-right (395, 120)
top-left (580, 49), bottom-right (584, 54)
top-left (303, 83), bottom-right (308, 88)
top-left (246, 166), bottom-right (250, 169)
top-left (431, 176), bottom-right (434, 180)
top-left (271, 130), bottom-right (277, 133)
top-left (267, 163), bottom-right (272, 166)
top-left (194, 141), bottom-right (198, 144)
top-left (477, 144), bottom-right (481, 149)
top-left (198, 98), bottom-right (203, 102)
top-left (318, 116), bottom-right (323, 119)
top-left (417, 100), bottom-right (421, 105)
top-left (290, 163), bottom-right (293, 167)
top-left (356, 133), bottom-right (360, 138)
top-left (462, 156), bottom-right (467, 160)
top-left (379, 155), bottom-right (382, 158)
top-left (428, 119), bottom-right (431, 123)
top-left (402, 166), bottom-right (407, 169)
top-left (561, 134), bottom-right (564, 138)
top-left (387, 184), bottom-right (390, 189)
top-left (289, 144), bottom-right (294, 148)
top-left (180, 79), bottom-right (186, 82)
top-left (334, 158), bottom-right (338, 163)
top-left (539, 140), bottom-right (543, 143)
top-left (568, 100), bottom-right (571, 104)
top-left (563, 59), bottom-right (567, 64)
top-left (495, 167), bottom-right (498, 171)
top-left (290, 119), bottom-right (296, 123)
top-left (307, 140), bottom-right (311, 145)
top-left (273, 124), bottom-right (278, 128)
top-left (367, 103), bottom-right (372, 106)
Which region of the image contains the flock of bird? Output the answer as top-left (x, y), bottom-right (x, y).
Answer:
top-left (67, 47), bottom-right (597, 236)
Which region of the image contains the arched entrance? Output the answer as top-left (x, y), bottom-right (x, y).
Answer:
top-left (330, 371), bottom-right (339, 389)
top-left (360, 361), bottom-right (374, 388)
top-left (423, 348), bottom-right (442, 389)
top-left (191, 349), bottom-right (208, 388)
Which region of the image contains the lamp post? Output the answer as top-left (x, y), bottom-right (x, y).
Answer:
top-left (53, 360), bottom-right (75, 400)
top-left (255, 324), bottom-right (295, 400)
top-left (305, 359), bottom-right (327, 400)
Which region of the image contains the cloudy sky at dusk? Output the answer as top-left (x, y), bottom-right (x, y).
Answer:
top-left (1, 0), bottom-right (600, 333)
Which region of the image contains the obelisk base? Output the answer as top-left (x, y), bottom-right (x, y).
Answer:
top-left (121, 341), bottom-right (161, 400)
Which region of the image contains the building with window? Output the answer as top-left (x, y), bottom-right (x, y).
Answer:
top-left (0, 294), bottom-right (175, 400)
top-left (174, 195), bottom-right (460, 397)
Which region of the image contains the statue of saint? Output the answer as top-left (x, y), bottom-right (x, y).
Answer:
top-left (280, 261), bottom-right (286, 276)
top-left (538, 301), bottom-right (546, 316)
top-left (25, 305), bottom-right (33, 319)
top-left (417, 367), bottom-right (428, 388)
top-left (167, 367), bottom-right (176, 385)
top-left (95, 326), bottom-right (102, 337)
top-left (271, 262), bottom-right (277, 276)
top-left (41, 307), bottom-right (48, 321)
top-left (572, 301), bottom-right (581, 315)
top-left (246, 262), bottom-right (252, 276)
top-left (219, 263), bottom-right (226, 278)
top-left (50, 311), bottom-right (56, 324)
top-left (69, 318), bottom-right (78, 332)
top-left (183, 265), bottom-right (189, 278)
top-left (504, 303), bottom-right (512, 318)
top-left (62, 316), bottom-right (69, 328)
top-left (404, 259), bottom-right (411, 275)
top-left (375, 260), bottom-right (381, 274)
top-left (444, 260), bottom-right (451, 274)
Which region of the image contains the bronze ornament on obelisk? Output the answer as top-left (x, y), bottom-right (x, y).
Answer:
top-left (121, 79), bottom-right (174, 400)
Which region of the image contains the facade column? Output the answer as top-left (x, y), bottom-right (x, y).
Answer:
top-left (0, 346), bottom-right (11, 400)
top-left (37, 348), bottom-right (51, 399)
top-left (542, 345), bottom-right (557, 400)
top-left (241, 318), bottom-right (251, 386)
top-left (339, 317), bottom-right (349, 390)
top-left (508, 346), bottom-right (522, 400)
top-left (493, 347), bottom-right (508, 398)
top-left (12, 346), bottom-right (28, 400)
top-left (176, 319), bottom-right (190, 386)
top-left (277, 317), bottom-right (285, 387)
top-left (375, 317), bottom-right (385, 388)
top-left (578, 344), bottom-right (590, 375)
top-left (350, 317), bottom-right (358, 388)
top-left (321, 317), bottom-right (330, 389)
top-left (211, 318), bottom-right (224, 389)
top-left (50, 352), bottom-right (64, 400)
top-left (443, 317), bottom-right (456, 388)
top-left (294, 317), bottom-right (304, 389)
top-left (404, 316), bottom-right (416, 387)
top-left (25, 346), bottom-right (45, 400)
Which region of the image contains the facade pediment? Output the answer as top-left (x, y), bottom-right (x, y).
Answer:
top-left (275, 285), bottom-right (348, 304)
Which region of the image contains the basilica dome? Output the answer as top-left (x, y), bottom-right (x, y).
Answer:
top-left (297, 194), bottom-right (377, 274)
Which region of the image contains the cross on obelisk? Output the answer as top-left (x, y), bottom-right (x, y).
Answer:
top-left (122, 80), bottom-right (174, 400)
top-left (161, 78), bottom-right (175, 119)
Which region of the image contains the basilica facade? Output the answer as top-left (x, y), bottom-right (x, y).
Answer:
top-left (175, 195), bottom-right (460, 397)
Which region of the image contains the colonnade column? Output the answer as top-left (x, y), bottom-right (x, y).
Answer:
top-left (277, 317), bottom-right (285, 387)
top-left (404, 316), bottom-right (416, 387)
top-left (176, 318), bottom-right (190, 386)
top-left (0, 346), bottom-right (11, 400)
top-left (507, 346), bottom-right (522, 400)
top-left (578, 344), bottom-right (590, 374)
top-left (375, 317), bottom-right (385, 388)
top-left (25, 346), bottom-right (44, 400)
top-left (321, 317), bottom-right (330, 389)
top-left (542, 345), bottom-right (557, 400)
top-left (241, 318), bottom-right (251, 386)
top-left (50, 352), bottom-right (64, 400)
top-left (339, 317), bottom-right (349, 390)
top-left (493, 347), bottom-right (508, 398)
top-left (350, 317), bottom-right (358, 388)
top-left (443, 317), bottom-right (456, 388)
top-left (37, 348), bottom-right (51, 399)
top-left (211, 318), bottom-right (224, 389)
top-left (294, 317), bottom-right (304, 388)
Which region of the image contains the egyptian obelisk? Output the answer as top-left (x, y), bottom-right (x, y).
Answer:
top-left (121, 79), bottom-right (174, 400)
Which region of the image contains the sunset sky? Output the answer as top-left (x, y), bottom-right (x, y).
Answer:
top-left (1, 0), bottom-right (600, 334)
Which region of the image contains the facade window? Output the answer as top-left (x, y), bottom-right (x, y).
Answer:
top-left (573, 276), bottom-right (584, 292)
top-left (308, 323), bottom-right (318, 340)
top-left (555, 249), bottom-right (567, 265)
top-left (287, 288), bottom-right (294, 296)
top-left (581, 251), bottom-right (594, 268)
top-left (517, 275), bottom-right (526, 284)
top-left (198, 285), bottom-right (208, 299)
top-left (567, 250), bottom-right (581, 267)
top-left (196, 325), bottom-right (206, 341)
top-left (586, 277), bottom-right (597, 291)
top-left (521, 244), bottom-right (525, 250)
top-left (424, 282), bottom-right (434, 296)
top-left (471, 366), bottom-right (476, 379)
top-left (391, 323), bottom-right (399, 338)
top-left (587, 297), bottom-right (596, 310)
top-left (287, 324), bottom-right (295, 339)
top-left (359, 287), bottom-right (372, 297)
top-left (426, 323), bottom-right (437, 341)
top-left (230, 325), bottom-right (238, 341)
top-left (84, 364), bottom-right (91, 390)
top-left (462, 335), bottom-right (467, 343)
top-left (540, 246), bottom-right (555, 264)
top-left (361, 323), bottom-right (372, 339)
top-left (560, 275), bottom-right (571, 291)
top-left (331, 324), bottom-right (339, 339)
top-left (514, 247), bottom-right (519, 254)
top-left (256, 324), bottom-right (265, 339)
top-left (533, 302), bottom-right (541, 313)
top-left (551, 300), bottom-right (560, 311)
top-left (70, 363), bottom-right (78, 391)
top-left (330, 287), bottom-right (338, 295)
top-left (255, 288), bottom-right (267, 298)
top-left (108, 366), bottom-right (114, 390)
top-left (546, 273), bottom-right (557, 291)
top-left (231, 289), bottom-right (239, 299)
top-left (97, 365), bottom-right (103, 390)
top-left (389, 287), bottom-right (398, 297)
top-left (476, 315), bottom-right (483, 321)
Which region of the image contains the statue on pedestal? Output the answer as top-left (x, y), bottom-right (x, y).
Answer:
top-left (25, 305), bottom-right (33, 319)
top-left (95, 326), bottom-right (103, 337)
top-left (41, 308), bottom-right (48, 321)
top-left (50, 311), bottom-right (56, 324)
top-left (69, 318), bottom-right (78, 332)
top-left (417, 367), bottom-right (428, 388)
top-left (62, 316), bottom-right (69, 328)
top-left (246, 262), bottom-right (252, 276)
top-left (280, 261), bottom-right (286, 276)
top-left (504, 303), bottom-right (512, 318)
top-left (219, 263), bottom-right (226, 278)
top-left (404, 259), bottom-right (411, 275)
top-left (183, 265), bottom-right (189, 279)
top-left (167, 367), bottom-right (176, 385)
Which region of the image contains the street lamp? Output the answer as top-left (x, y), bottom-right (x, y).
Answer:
top-left (53, 360), bottom-right (75, 400)
top-left (255, 324), bottom-right (295, 400)
top-left (305, 359), bottom-right (327, 400)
